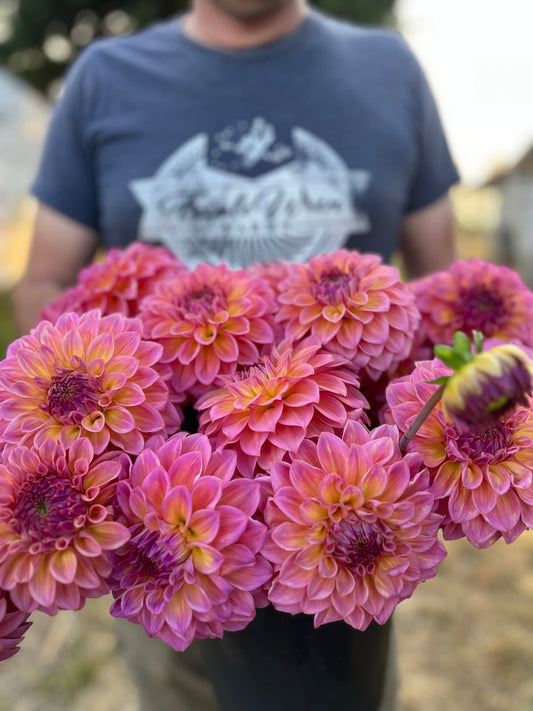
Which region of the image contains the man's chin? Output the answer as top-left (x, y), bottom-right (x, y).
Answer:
top-left (210, 0), bottom-right (290, 22)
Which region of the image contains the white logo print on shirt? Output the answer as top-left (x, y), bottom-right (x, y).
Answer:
top-left (130, 118), bottom-right (371, 269)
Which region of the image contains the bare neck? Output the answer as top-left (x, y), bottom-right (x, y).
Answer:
top-left (182, 0), bottom-right (307, 51)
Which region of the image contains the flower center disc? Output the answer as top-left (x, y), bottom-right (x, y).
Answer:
top-left (46, 369), bottom-right (100, 424)
top-left (13, 473), bottom-right (86, 545)
top-left (329, 518), bottom-right (384, 572)
top-left (459, 287), bottom-right (507, 336)
top-left (312, 267), bottom-right (354, 305)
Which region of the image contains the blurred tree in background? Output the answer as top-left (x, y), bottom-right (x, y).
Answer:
top-left (0, 0), bottom-right (395, 96)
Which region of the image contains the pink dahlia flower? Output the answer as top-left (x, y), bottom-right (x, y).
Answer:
top-left (263, 421), bottom-right (445, 630)
top-left (197, 337), bottom-right (369, 480)
top-left (109, 432), bottom-right (272, 651)
top-left (41, 242), bottom-right (186, 322)
top-left (385, 359), bottom-right (533, 547)
top-left (139, 263), bottom-right (276, 401)
top-left (0, 438), bottom-right (130, 614)
top-left (410, 259), bottom-right (533, 350)
top-left (0, 310), bottom-right (180, 455)
top-left (275, 250), bottom-right (420, 380)
top-left (0, 589), bottom-right (32, 661)
top-left (247, 261), bottom-right (292, 300)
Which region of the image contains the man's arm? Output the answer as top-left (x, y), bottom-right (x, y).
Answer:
top-left (399, 193), bottom-right (457, 280)
top-left (11, 202), bottom-right (100, 335)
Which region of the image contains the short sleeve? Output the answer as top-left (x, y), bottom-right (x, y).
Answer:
top-left (31, 47), bottom-right (100, 230)
top-left (406, 59), bottom-right (460, 213)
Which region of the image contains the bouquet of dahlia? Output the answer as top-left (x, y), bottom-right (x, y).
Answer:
top-left (1, 244), bottom-right (533, 662)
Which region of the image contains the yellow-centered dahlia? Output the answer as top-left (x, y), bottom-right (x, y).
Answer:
top-left (0, 310), bottom-right (178, 456)
top-left (276, 250), bottom-right (420, 380)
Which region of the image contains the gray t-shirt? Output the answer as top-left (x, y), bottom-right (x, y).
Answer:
top-left (32, 10), bottom-right (459, 268)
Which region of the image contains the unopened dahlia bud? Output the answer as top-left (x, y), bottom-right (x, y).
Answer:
top-left (436, 333), bottom-right (533, 433)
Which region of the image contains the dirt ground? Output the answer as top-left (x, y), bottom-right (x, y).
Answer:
top-left (2, 534), bottom-right (533, 711)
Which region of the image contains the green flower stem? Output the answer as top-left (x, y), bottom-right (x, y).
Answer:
top-left (399, 384), bottom-right (446, 454)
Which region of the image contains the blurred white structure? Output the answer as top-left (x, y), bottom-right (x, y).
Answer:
top-left (488, 145), bottom-right (533, 286)
top-left (0, 68), bottom-right (50, 288)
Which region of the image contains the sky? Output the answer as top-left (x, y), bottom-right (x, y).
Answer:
top-left (396, 0), bottom-right (533, 185)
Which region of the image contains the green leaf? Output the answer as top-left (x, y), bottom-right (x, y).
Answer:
top-left (433, 344), bottom-right (468, 371)
top-left (426, 376), bottom-right (450, 385)
top-left (472, 330), bottom-right (484, 354)
top-left (452, 331), bottom-right (473, 362)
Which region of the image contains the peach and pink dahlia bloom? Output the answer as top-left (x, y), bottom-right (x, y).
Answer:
top-left (275, 250), bottom-right (420, 380)
top-left (410, 259), bottom-right (533, 350)
top-left (0, 310), bottom-right (179, 456)
top-left (41, 242), bottom-right (186, 322)
top-left (0, 438), bottom-right (130, 614)
top-left (263, 421), bottom-right (445, 630)
top-left (197, 337), bottom-right (369, 479)
top-left (139, 263), bottom-right (276, 400)
top-left (385, 359), bottom-right (533, 547)
top-left (109, 433), bottom-right (272, 651)
top-left (0, 590), bottom-right (32, 661)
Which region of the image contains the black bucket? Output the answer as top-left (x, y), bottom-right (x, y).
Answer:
top-left (200, 605), bottom-right (392, 711)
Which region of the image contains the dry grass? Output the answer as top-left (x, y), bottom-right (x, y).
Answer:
top-left (2, 533), bottom-right (533, 710)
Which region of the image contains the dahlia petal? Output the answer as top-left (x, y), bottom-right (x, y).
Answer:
top-left (289, 461), bottom-right (324, 498)
top-left (272, 522), bottom-right (307, 550)
top-left (336, 319), bottom-right (364, 350)
top-left (195, 347), bottom-right (221, 385)
top-left (62, 330), bottom-right (85, 362)
top-left (28, 563), bottom-right (56, 609)
top-left (432, 461), bottom-right (461, 499)
top-left (331, 589), bottom-right (356, 618)
top-left (461, 516), bottom-right (499, 547)
top-left (318, 555), bottom-right (338, 579)
top-left (213, 332), bottom-right (239, 362)
top-left (178, 338), bottom-right (201, 365)
top-left (484, 490), bottom-right (521, 531)
top-left (101, 371), bottom-right (127, 392)
top-left (121, 585), bottom-right (145, 617)
top-left (89, 522), bottom-right (131, 550)
top-left (73, 532), bottom-right (103, 557)
top-left (86, 332), bottom-right (115, 362)
top-left (183, 583), bottom-right (212, 613)
top-left (268, 425), bottom-right (305, 453)
top-left (105, 407), bottom-right (136, 433)
top-left (486, 465), bottom-right (511, 495)
top-left (316, 433), bottom-right (349, 475)
top-left (247, 402), bottom-right (283, 433)
top-left (278, 559), bottom-right (314, 587)
top-left (471, 480), bottom-right (498, 515)
top-left (294, 545), bottom-right (323, 570)
top-left (276, 489), bottom-right (310, 523)
top-left (448, 486), bottom-right (477, 523)
top-left (161, 486), bottom-right (192, 526)
top-left (239, 427), bottom-right (269, 456)
top-left (127, 404), bottom-right (166, 433)
top-left (461, 464), bottom-right (484, 490)
top-left (165, 591), bottom-right (193, 634)
top-left (110, 432), bottom-right (144, 463)
top-left (191, 546), bottom-right (224, 574)
top-left (335, 567), bottom-right (356, 597)
top-left (49, 550), bottom-right (78, 585)
top-left (143, 468), bottom-right (171, 509)
top-left (218, 479), bottom-right (259, 519)
top-left (188, 510), bottom-right (220, 543)
top-left (360, 465), bottom-right (388, 499)
top-left (343, 446), bottom-right (373, 487)
top-left (215, 507), bottom-right (249, 547)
